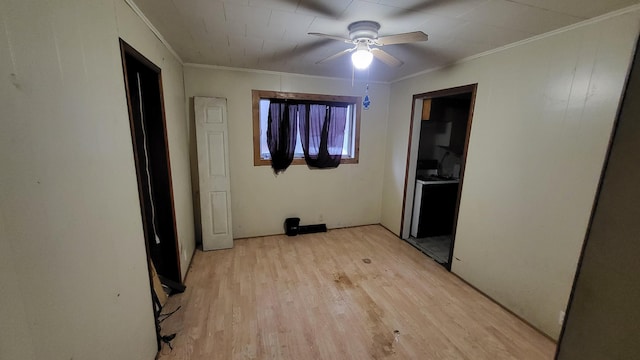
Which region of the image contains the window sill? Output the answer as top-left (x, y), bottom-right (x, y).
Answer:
top-left (254, 157), bottom-right (359, 166)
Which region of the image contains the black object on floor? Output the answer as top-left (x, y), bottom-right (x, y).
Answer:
top-left (298, 224), bottom-right (327, 234)
top-left (158, 275), bottom-right (186, 295)
top-left (284, 217), bottom-right (327, 236)
top-left (284, 217), bottom-right (301, 236)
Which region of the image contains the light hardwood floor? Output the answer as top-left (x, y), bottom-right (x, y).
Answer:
top-left (157, 225), bottom-right (555, 359)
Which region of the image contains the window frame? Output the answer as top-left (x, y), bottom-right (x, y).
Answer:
top-left (252, 89), bottom-right (361, 166)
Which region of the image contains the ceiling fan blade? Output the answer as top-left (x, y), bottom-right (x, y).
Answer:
top-left (377, 31), bottom-right (428, 46)
top-left (371, 48), bottom-right (403, 67)
top-left (269, 39), bottom-right (334, 63)
top-left (308, 32), bottom-right (352, 43)
top-left (316, 47), bottom-right (355, 64)
top-left (280, 0), bottom-right (342, 17)
top-left (391, 0), bottom-right (448, 17)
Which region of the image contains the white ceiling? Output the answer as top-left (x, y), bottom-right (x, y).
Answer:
top-left (131, 0), bottom-right (639, 82)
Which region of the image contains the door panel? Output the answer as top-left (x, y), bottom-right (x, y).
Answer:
top-left (195, 97), bottom-right (233, 250)
top-left (207, 132), bottom-right (226, 177)
top-left (210, 191), bottom-right (229, 235)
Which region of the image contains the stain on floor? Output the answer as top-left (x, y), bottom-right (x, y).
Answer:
top-left (333, 272), bottom-right (355, 288)
top-left (332, 270), bottom-right (399, 358)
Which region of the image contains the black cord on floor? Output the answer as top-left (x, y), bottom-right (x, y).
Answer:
top-left (157, 305), bottom-right (182, 354)
top-left (161, 333), bottom-right (176, 351)
top-left (158, 305), bottom-right (182, 323)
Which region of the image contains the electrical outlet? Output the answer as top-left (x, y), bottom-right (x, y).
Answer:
top-left (558, 310), bottom-right (566, 325)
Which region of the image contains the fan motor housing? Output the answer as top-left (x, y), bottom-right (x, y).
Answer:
top-left (348, 20), bottom-right (380, 41)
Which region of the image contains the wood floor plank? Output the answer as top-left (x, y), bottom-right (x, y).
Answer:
top-left (157, 225), bottom-right (555, 359)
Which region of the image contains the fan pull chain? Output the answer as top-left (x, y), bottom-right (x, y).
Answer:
top-left (351, 65), bottom-right (355, 87)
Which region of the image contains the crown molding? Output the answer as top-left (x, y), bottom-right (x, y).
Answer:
top-left (123, 0), bottom-right (183, 64)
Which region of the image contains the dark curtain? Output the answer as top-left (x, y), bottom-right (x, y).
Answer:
top-left (267, 101), bottom-right (300, 173)
top-left (299, 104), bottom-right (347, 168)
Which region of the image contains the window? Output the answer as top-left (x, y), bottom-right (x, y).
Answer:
top-left (252, 90), bottom-right (361, 166)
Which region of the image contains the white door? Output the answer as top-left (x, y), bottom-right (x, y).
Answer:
top-left (194, 97), bottom-right (233, 250)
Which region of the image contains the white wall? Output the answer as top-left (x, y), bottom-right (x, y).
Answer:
top-left (380, 10), bottom-right (640, 339)
top-left (557, 32), bottom-right (640, 359)
top-left (0, 0), bottom-right (193, 358)
top-left (184, 66), bottom-right (389, 238)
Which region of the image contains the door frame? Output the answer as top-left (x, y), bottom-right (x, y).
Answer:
top-left (400, 84), bottom-right (477, 268)
top-left (120, 39), bottom-right (182, 282)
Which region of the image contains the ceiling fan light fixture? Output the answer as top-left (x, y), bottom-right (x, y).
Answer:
top-left (351, 45), bottom-right (373, 69)
top-left (310, 20), bottom-right (426, 69)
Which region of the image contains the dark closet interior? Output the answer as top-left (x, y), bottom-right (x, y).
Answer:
top-left (120, 40), bottom-right (181, 284)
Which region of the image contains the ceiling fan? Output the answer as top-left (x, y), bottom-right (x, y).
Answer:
top-left (309, 21), bottom-right (429, 69)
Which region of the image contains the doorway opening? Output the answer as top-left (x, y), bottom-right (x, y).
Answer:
top-left (401, 84), bottom-right (477, 270)
top-left (120, 39), bottom-right (182, 284)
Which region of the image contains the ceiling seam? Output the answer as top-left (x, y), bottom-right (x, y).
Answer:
top-left (183, 62), bottom-right (391, 85)
top-left (502, 0), bottom-right (585, 19)
top-left (392, 3), bottom-right (640, 84)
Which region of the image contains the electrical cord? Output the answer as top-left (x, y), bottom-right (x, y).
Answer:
top-left (136, 72), bottom-right (161, 245)
top-left (159, 305), bottom-right (182, 323)
top-left (161, 333), bottom-right (176, 350)
top-left (157, 305), bottom-right (182, 353)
